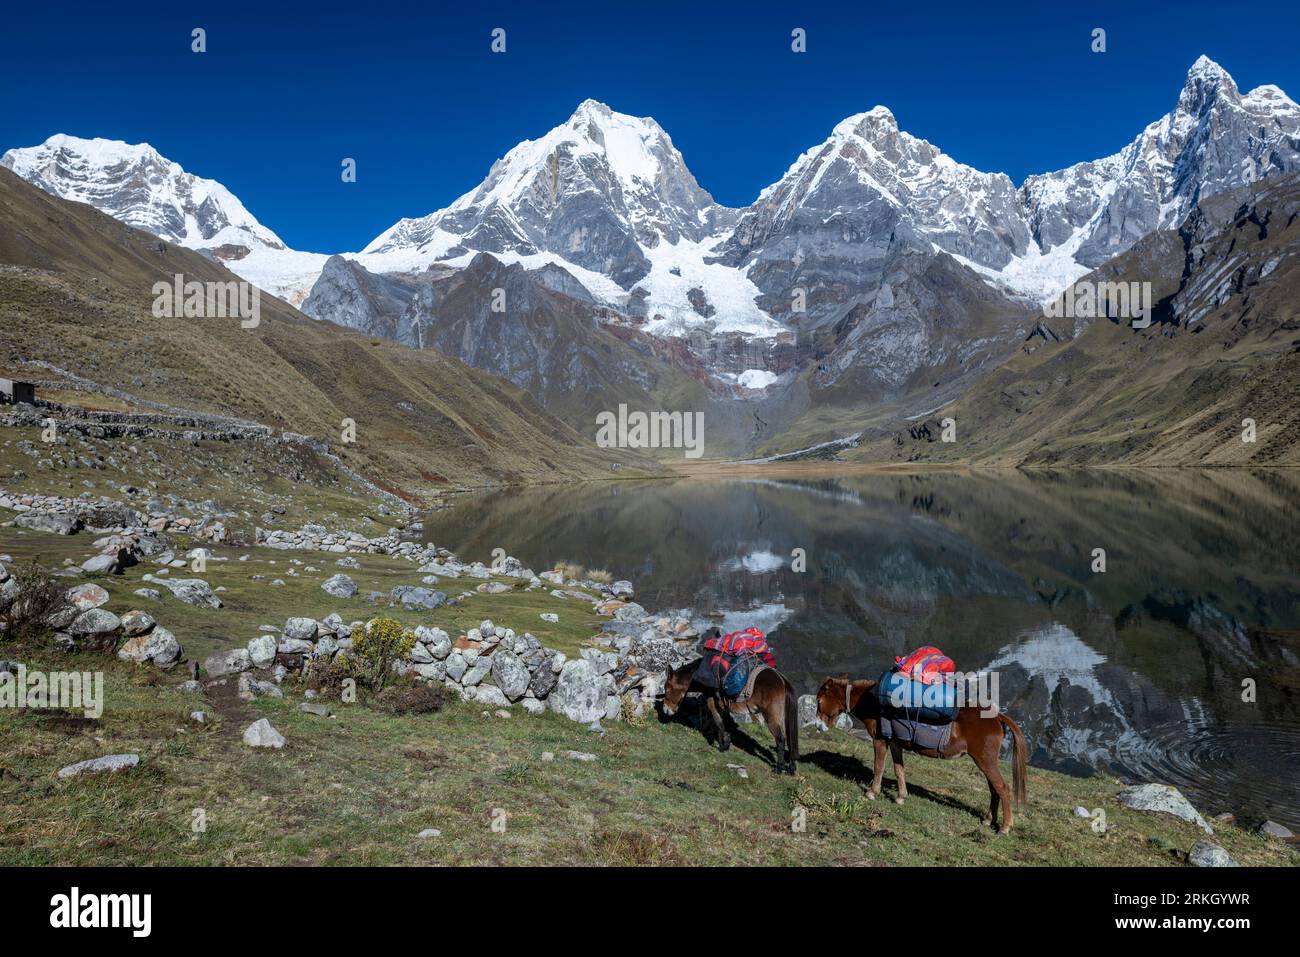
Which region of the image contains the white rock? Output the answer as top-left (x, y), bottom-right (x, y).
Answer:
top-left (57, 753), bottom-right (140, 778)
top-left (247, 635), bottom-right (278, 669)
top-left (242, 718), bottom-right (285, 749)
top-left (1118, 784), bottom-right (1212, 834)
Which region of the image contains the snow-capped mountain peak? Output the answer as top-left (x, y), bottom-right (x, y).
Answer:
top-left (354, 99), bottom-right (781, 337)
top-left (2, 133), bottom-right (285, 251)
top-left (1021, 56), bottom-right (1300, 272)
top-left (362, 99), bottom-right (723, 273)
top-left (1, 133), bottom-right (332, 306)
top-left (730, 101), bottom-right (1032, 279)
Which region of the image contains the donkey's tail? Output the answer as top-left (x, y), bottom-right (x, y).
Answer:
top-left (784, 676), bottom-right (800, 768)
top-left (999, 713), bottom-right (1028, 805)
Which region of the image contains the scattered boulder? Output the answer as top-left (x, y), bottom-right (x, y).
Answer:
top-left (389, 585), bottom-right (446, 610)
top-left (321, 573), bottom-right (358, 599)
top-left (540, 613), bottom-right (559, 623)
top-left (1258, 820), bottom-right (1294, 839)
top-left (1189, 841), bottom-right (1239, 867)
top-left (117, 625), bottom-right (182, 668)
top-left (242, 718), bottom-right (286, 749)
top-left (147, 576), bottom-right (222, 609)
top-left (299, 702), bottom-right (331, 717)
top-left (203, 648), bottom-right (252, 677)
top-left (416, 828), bottom-right (441, 839)
top-left (237, 672), bottom-right (283, 700)
top-left (80, 552), bottom-right (123, 575)
top-left (66, 582), bottom-right (110, 611)
top-left (16, 512), bottom-right (82, 535)
top-left (57, 753), bottom-right (139, 778)
top-left (1118, 784), bottom-right (1213, 834)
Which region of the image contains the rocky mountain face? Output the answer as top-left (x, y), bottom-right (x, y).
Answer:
top-left (1, 134), bottom-right (282, 251)
top-left (850, 172), bottom-right (1300, 466)
top-left (365, 99), bottom-right (730, 284)
top-left (1022, 57), bottom-right (1300, 271)
top-left (0, 135), bottom-right (328, 304)
top-left (5, 57), bottom-right (1298, 460)
top-left (719, 107), bottom-right (1033, 293)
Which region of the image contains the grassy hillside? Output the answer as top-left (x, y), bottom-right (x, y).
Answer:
top-left (2, 640), bottom-right (1294, 866)
top-left (0, 168), bottom-right (663, 497)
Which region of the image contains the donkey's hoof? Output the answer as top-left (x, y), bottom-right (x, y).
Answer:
top-left (894, 796), bottom-right (906, 806)
top-left (866, 791), bottom-right (878, 801)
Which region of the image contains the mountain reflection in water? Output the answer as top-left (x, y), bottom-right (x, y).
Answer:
top-left (424, 468), bottom-right (1300, 830)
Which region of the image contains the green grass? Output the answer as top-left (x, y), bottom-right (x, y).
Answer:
top-left (1, 647), bottom-right (1295, 867)
top-left (0, 423), bottom-right (411, 537)
top-left (0, 521), bottom-right (607, 662)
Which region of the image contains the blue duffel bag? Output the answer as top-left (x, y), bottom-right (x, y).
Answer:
top-left (722, 655), bottom-right (753, 698)
top-left (876, 669), bottom-right (957, 725)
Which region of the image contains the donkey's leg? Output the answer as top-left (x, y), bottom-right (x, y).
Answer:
top-left (706, 695), bottom-right (730, 751)
top-left (763, 706), bottom-right (787, 773)
top-left (971, 749), bottom-right (1013, 833)
top-left (984, 774), bottom-right (1000, 829)
top-left (867, 737), bottom-right (887, 799)
top-left (889, 740), bottom-right (908, 804)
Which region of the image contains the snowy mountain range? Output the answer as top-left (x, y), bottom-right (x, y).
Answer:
top-left (4, 56), bottom-right (1297, 411)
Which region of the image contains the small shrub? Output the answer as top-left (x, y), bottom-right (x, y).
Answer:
top-left (0, 560), bottom-right (72, 642)
top-left (303, 655), bottom-right (353, 697)
top-left (553, 561), bottom-right (585, 581)
top-left (499, 762), bottom-right (537, 786)
top-left (589, 829), bottom-right (682, 866)
top-left (373, 680), bottom-right (445, 715)
top-left (347, 617), bottom-right (416, 691)
top-left (586, 568), bottom-right (613, 584)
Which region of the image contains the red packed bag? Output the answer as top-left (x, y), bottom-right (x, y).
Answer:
top-left (894, 645), bottom-right (955, 685)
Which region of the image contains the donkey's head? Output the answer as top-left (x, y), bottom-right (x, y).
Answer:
top-left (660, 664), bottom-right (692, 717)
top-left (814, 676), bottom-right (850, 732)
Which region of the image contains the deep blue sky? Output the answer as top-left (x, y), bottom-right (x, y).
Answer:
top-left (3, 1), bottom-right (1296, 253)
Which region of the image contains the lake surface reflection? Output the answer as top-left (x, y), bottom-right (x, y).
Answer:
top-left (424, 468), bottom-right (1300, 829)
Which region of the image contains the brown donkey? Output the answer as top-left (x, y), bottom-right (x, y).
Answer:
top-left (814, 676), bottom-right (1028, 833)
top-left (661, 661), bottom-right (799, 774)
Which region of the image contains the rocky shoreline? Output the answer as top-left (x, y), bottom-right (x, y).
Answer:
top-left (1, 490), bottom-right (705, 730)
top-left (3, 492), bottom-right (1295, 865)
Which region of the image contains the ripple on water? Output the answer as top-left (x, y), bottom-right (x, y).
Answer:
top-left (1110, 720), bottom-right (1300, 833)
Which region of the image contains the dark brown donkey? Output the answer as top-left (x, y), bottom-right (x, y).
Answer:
top-left (661, 661), bottom-right (799, 774)
top-left (814, 677), bottom-right (1028, 833)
